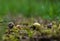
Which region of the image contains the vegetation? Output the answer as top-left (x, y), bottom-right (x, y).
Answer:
top-left (0, 0), bottom-right (60, 19)
top-left (2, 17), bottom-right (60, 41)
top-left (0, 0), bottom-right (60, 41)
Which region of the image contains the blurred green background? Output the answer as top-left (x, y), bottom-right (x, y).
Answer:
top-left (0, 0), bottom-right (60, 19)
top-left (0, 0), bottom-right (60, 41)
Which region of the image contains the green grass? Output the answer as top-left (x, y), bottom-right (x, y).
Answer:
top-left (0, 0), bottom-right (60, 19)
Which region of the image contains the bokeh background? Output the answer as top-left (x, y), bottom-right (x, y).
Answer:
top-left (0, 0), bottom-right (60, 41)
top-left (0, 0), bottom-right (60, 19)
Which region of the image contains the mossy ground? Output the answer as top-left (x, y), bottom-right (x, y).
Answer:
top-left (1, 17), bottom-right (60, 41)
